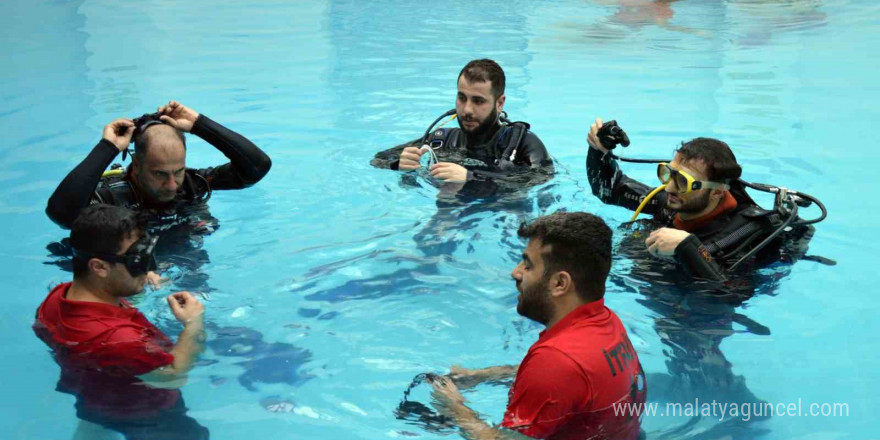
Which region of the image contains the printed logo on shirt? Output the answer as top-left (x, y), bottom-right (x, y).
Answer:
top-left (602, 336), bottom-right (638, 377)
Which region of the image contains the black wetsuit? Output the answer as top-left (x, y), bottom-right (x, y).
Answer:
top-left (587, 148), bottom-right (813, 281)
top-left (46, 114), bottom-right (271, 233)
top-left (371, 120), bottom-right (554, 197)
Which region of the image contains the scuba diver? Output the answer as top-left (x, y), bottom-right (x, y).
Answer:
top-left (45, 100), bottom-right (272, 291)
top-left (586, 117), bottom-right (827, 282)
top-left (371, 59), bottom-right (554, 197)
top-left (46, 100), bottom-right (272, 233)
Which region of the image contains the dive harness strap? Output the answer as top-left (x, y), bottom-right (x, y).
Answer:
top-left (702, 208), bottom-right (781, 258)
top-left (496, 121), bottom-right (530, 166)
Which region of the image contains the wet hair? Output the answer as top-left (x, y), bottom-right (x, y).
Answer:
top-left (70, 204), bottom-right (146, 277)
top-left (676, 137), bottom-right (742, 183)
top-left (133, 122), bottom-right (186, 163)
top-left (517, 212), bottom-right (612, 302)
top-left (458, 59), bottom-right (506, 99)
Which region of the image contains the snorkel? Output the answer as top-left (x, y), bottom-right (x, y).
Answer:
top-left (419, 109), bottom-right (458, 169)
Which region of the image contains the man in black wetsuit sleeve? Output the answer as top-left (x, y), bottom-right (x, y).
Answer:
top-left (586, 117), bottom-right (813, 282)
top-left (46, 100), bottom-right (272, 231)
top-left (371, 59), bottom-right (553, 197)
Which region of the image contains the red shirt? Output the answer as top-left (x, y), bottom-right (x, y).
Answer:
top-left (501, 299), bottom-right (646, 440)
top-left (34, 282), bottom-right (178, 419)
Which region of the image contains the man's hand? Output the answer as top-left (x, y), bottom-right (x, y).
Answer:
top-left (157, 100), bottom-right (200, 132)
top-left (429, 375), bottom-right (466, 414)
top-left (398, 146), bottom-right (427, 171)
top-left (102, 118), bottom-right (135, 152)
top-left (646, 227), bottom-right (691, 258)
top-left (448, 365), bottom-right (485, 390)
top-left (430, 162), bottom-right (468, 183)
top-left (586, 117), bottom-right (610, 154)
top-left (167, 291), bottom-right (205, 326)
top-left (145, 271), bottom-right (169, 289)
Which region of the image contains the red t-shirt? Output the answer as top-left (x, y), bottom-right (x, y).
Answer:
top-left (34, 282), bottom-right (178, 419)
top-left (501, 299), bottom-right (646, 440)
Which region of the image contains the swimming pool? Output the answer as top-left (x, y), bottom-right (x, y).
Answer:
top-left (1, 0), bottom-right (878, 438)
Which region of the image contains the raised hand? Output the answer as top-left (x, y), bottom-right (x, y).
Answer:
top-left (157, 100), bottom-right (200, 132)
top-left (167, 291), bottom-right (205, 326)
top-left (102, 118), bottom-right (135, 152)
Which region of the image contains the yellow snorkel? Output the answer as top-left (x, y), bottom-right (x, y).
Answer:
top-left (102, 169), bottom-right (124, 178)
top-left (630, 184), bottom-right (666, 222)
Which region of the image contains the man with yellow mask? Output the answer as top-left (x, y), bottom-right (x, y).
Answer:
top-left (585, 118), bottom-right (815, 281)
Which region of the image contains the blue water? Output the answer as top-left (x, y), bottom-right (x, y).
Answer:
top-left (2, 0), bottom-right (878, 439)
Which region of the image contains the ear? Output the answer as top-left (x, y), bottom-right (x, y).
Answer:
top-left (711, 188), bottom-right (725, 200)
top-left (496, 94), bottom-right (506, 112)
top-left (88, 258), bottom-right (112, 279)
top-left (550, 271), bottom-right (573, 298)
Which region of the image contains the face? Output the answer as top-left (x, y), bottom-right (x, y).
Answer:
top-left (511, 238), bottom-right (554, 325)
top-left (132, 129), bottom-right (186, 203)
top-left (456, 76), bottom-right (505, 137)
top-left (102, 232), bottom-right (148, 297)
top-left (664, 154), bottom-right (714, 214)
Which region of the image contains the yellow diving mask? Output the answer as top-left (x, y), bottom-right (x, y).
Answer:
top-left (657, 162), bottom-right (729, 194)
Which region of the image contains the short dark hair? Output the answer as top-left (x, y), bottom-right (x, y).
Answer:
top-left (133, 124), bottom-right (186, 162)
top-left (458, 59), bottom-right (506, 99)
top-left (70, 205), bottom-right (146, 277)
top-left (676, 137), bottom-right (742, 183)
top-left (517, 212), bottom-right (612, 302)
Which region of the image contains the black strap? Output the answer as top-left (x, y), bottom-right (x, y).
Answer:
top-left (496, 121), bottom-right (530, 165)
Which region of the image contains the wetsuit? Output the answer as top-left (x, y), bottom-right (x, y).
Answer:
top-left (587, 148), bottom-right (814, 281)
top-left (46, 114), bottom-right (271, 233)
top-left (371, 120), bottom-right (554, 197)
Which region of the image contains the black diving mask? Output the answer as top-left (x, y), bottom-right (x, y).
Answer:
top-left (73, 234), bottom-right (158, 277)
top-left (132, 112), bottom-right (165, 135)
top-left (118, 112), bottom-right (166, 161)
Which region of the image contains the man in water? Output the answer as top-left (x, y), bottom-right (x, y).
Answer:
top-left (46, 100), bottom-right (271, 232)
top-left (34, 204), bottom-right (208, 439)
top-left (586, 117), bottom-right (814, 281)
top-left (428, 212), bottom-right (646, 440)
top-left (371, 59), bottom-right (553, 197)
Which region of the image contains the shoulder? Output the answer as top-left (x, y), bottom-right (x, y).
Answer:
top-left (520, 346), bottom-right (587, 384)
top-left (93, 176), bottom-right (136, 207)
top-left (183, 168), bottom-right (212, 196)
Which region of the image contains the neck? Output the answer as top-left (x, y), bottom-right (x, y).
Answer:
top-left (545, 297), bottom-right (583, 330)
top-left (67, 278), bottom-right (122, 306)
top-left (678, 195), bottom-right (722, 221)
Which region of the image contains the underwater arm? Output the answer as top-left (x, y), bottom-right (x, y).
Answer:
top-left (430, 376), bottom-right (535, 440)
top-left (139, 292), bottom-right (206, 389)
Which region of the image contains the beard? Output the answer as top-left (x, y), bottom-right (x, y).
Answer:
top-left (110, 272), bottom-right (146, 298)
top-left (667, 189), bottom-right (712, 214)
top-left (516, 273), bottom-right (554, 325)
top-left (458, 107), bottom-right (499, 145)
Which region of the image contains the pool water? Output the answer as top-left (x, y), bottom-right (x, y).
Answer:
top-left (1, 0), bottom-right (878, 439)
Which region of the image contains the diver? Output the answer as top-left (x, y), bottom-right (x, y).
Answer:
top-left (46, 100), bottom-right (272, 233)
top-left (371, 59), bottom-right (554, 197)
top-left (586, 117), bottom-right (825, 282)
